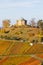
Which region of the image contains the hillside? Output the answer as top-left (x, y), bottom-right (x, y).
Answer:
top-left (0, 40), bottom-right (43, 65)
top-left (0, 26), bottom-right (40, 43)
top-left (0, 25), bottom-right (43, 65)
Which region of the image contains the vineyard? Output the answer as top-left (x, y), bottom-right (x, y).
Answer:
top-left (0, 39), bottom-right (43, 65)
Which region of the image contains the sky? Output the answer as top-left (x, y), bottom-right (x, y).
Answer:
top-left (0, 0), bottom-right (43, 27)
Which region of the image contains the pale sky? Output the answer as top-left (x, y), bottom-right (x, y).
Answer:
top-left (0, 0), bottom-right (43, 27)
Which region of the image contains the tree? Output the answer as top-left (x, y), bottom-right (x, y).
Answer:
top-left (3, 20), bottom-right (10, 28)
top-left (37, 20), bottom-right (43, 35)
top-left (29, 18), bottom-right (36, 27)
top-left (37, 20), bottom-right (43, 30)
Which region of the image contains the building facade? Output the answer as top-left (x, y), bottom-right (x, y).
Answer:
top-left (16, 18), bottom-right (27, 26)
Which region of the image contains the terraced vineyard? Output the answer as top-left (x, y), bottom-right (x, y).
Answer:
top-left (25, 43), bottom-right (43, 54)
top-left (0, 39), bottom-right (43, 65)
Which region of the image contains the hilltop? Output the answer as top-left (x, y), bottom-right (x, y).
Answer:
top-left (0, 25), bottom-right (40, 43)
top-left (0, 18), bottom-right (43, 43)
top-left (0, 19), bottom-right (43, 65)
